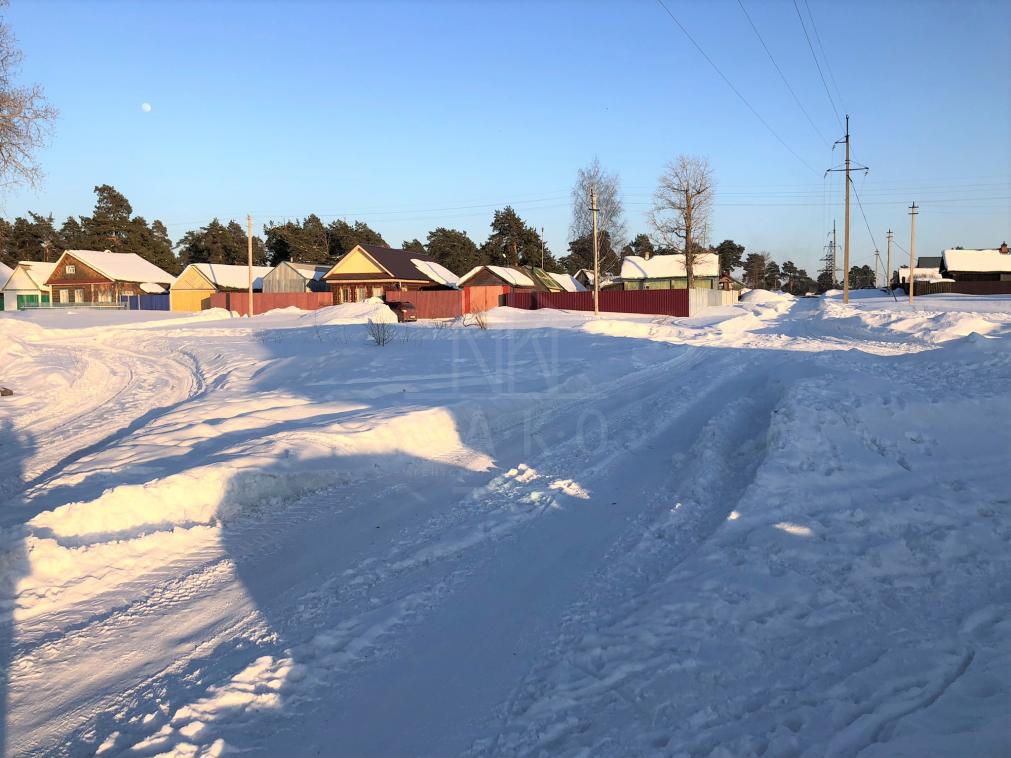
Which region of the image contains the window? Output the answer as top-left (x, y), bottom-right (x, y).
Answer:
top-left (74, 288), bottom-right (84, 303)
top-left (59, 289), bottom-right (69, 303)
top-left (65, 264), bottom-right (76, 275)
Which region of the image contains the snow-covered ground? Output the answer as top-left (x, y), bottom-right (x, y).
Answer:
top-left (0, 293), bottom-right (1008, 757)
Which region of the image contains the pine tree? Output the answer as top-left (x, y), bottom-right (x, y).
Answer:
top-left (179, 219), bottom-right (264, 267)
top-left (325, 219), bottom-right (386, 259)
top-left (742, 253), bottom-right (767, 289)
top-left (764, 260), bottom-right (782, 290)
top-left (561, 231), bottom-right (617, 275)
top-left (713, 239), bottom-right (745, 273)
top-left (480, 207), bottom-right (554, 268)
top-left (401, 239), bottom-right (426, 254)
top-left (425, 228), bottom-right (482, 275)
top-left (621, 233), bottom-right (654, 260)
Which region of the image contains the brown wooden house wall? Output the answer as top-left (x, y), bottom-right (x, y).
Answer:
top-left (48, 254), bottom-right (153, 304)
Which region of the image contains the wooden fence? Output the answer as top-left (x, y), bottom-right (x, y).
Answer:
top-left (208, 291), bottom-right (333, 316)
top-left (901, 281), bottom-right (1011, 296)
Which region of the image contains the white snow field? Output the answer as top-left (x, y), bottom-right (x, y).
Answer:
top-left (0, 293), bottom-right (1008, 757)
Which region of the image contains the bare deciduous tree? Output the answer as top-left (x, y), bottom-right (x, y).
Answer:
top-left (569, 157), bottom-right (627, 250)
top-left (0, 5), bottom-right (57, 190)
top-left (648, 155), bottom-right (714, 288)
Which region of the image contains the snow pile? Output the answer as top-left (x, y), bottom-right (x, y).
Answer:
top-left (819, 295), bottom-right (1011, 344)
top-left (739, 288), bottom-right (794, 304)
top-left (305, 298), bottom-right (397, 325)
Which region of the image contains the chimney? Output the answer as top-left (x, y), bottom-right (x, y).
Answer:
top-left (1000, 241), bottom-right (1009, 255)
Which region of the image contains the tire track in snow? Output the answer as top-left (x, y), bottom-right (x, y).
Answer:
top-left (468, 361), bottom-right (792, 756)
top-left (42, 347), bottom-right (744, 756)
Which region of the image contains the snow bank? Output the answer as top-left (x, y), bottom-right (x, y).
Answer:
top-left (739, 289), bottom-right (794, 304)
top-left (305, 299), bottom-right (396, 325)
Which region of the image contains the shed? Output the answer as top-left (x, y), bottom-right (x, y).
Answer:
top-left (458, 265), bottom-right (585, 292)
top-left (170, 263), bottom-right (273, 312)
top-left (322, 245), bottom-right (459, 304)
top-left (45, 250), bottom-right (175, 305)
top-left (620, 253), bottom-right (720, 290)
top-left (459, 265), bottom-right (536, 289)
top-left (574, 269), bottom-right (620, 290)
top-left (896, 256), bottom-right (943, 284)
top-left (262, 261), bottom-right (331, 293)
top-left (2, 261), bottom-right (57, 310)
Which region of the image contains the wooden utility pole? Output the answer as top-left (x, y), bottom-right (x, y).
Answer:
top-left (590, 186), bottom-right (600, 316)
top-left (908, 202), bottom-right (918, 305)
top-left (540, 226), bottom-right (545, 269)
top-left (247, 214), bottom-right (254, 318)
top-left (843, 115), bottom-right (851, 303)
top-left (885, 229), bottom-right (893, 290)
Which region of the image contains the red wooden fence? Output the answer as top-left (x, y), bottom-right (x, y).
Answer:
top-left (503, 289), bottom-right (690, 317)
top-left (209, 291), bottom-right (333, 316)
top-left (384, 286), bottom-right (509, 319)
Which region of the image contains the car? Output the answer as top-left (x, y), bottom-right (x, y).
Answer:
top-left (388, 300), bottom-right (417, 322)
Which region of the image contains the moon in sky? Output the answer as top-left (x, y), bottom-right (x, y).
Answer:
top-left (141, 102), bottom-right (152, 113)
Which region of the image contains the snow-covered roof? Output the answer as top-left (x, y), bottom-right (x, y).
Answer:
top-left (140, 282), bottom-right (167, 294)
top-left (458, 265), bottom-right (535, 288)
top-left (3, 261), bottom-right (57, 290)
top-left (284, 262), bottom-right (331, 281)
top-left (942, 249), bottom-right (1011, 274)
top-left (411, 258), bottom-right (459, 287)
top-left (547, 272), bottom-right (586, 292)
top-left (187, 263), bottom-right (274, 290)
top-left (59, 250), bottom-right (175, 284)
top-left (0, 261), bottom-right (12, 286)
top-left (620, 253), bottom-right (720, 280)
top-left (897, 265), bottom-right (943, 283)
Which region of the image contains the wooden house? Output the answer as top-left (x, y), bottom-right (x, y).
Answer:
top-left (262, 261), bottom-right (331, 293)
top-left (322, 245), bottom-right (459, 304)
top-left (620, 253), bottom-right (720, 290)
top-left (0, 261), bottom-right (12, 310)
top-left (1, 261), bottom-right (56, 310)
top-left (170, 263), bottom-right (274, 311)
top-left (940, 246), bottom-right (1011, 282)
top-left (45, 250), bottom-right (175, 305)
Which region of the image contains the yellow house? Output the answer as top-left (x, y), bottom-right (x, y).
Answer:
top-left (170, 263), bottom-right (273, 311)
top-left (322, 244), bottom-right (458, 303)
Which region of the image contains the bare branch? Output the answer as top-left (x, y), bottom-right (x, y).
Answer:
top-left (569, 157), bottom-right (627, 249)
top-left (0, 7), bottom-right (57, 190)
top-left (648, 155), bottom-right (714, 288)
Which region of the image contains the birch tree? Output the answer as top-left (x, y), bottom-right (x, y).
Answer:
top-left (0, 4), bottom-right (57, 189)
top-left (569, 158), bottom-right (626, 250)
top-left (648, 155), bottom-right (714, 288)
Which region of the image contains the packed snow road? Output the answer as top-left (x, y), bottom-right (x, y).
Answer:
top-left (0, 294), bottom-right (1008, 757)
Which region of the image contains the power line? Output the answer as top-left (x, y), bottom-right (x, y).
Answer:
top-left (791, 0), bottom-right (842, 128)
top-left (849, 179), bottom-right (879, 252)
top-left (804, 0), bottom-right (846, 112)
top-left (653, 0), bottom-right (817, 173)
top-left (736, 0), bottom-right (830, 146)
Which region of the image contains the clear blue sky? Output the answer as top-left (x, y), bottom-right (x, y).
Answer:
top-left (5, 0), bottom-right (1009, 275)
